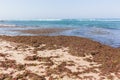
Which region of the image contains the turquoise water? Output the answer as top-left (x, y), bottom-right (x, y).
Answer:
top-left (0, 19), bottom-right (120, 47)
top-left (1, 19), bottom-right (120, 29)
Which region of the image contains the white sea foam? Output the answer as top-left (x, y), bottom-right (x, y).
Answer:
top-left (0, 24), bottom-right (16, 27)
top-left (37, 19), bottom-right (62, 21)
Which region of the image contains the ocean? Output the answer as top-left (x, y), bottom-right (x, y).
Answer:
top-left (0, 19), bottom-right (120, 48)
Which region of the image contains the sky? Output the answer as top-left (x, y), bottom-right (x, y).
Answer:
top-left (0, 0), bottom-right (120, 20)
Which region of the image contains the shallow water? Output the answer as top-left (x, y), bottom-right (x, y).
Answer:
top-left (0, 19), bottom-right (120, 47)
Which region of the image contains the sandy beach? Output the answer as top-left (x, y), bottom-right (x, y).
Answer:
top-left (0, 35), bottom-right (119, 80)
top-left (1, 0), bottom-right (120, 79)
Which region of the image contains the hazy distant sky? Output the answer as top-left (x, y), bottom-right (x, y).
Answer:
top-left (0, 0), bottom-right (120, 20)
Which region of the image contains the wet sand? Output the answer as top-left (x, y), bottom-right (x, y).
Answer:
top-left (0, 35), bottom-right (120, 80)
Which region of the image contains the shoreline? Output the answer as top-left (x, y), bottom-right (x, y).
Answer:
top-left (0, 35), bottom-right (120, 79)
top-left (0, 24), bottom-right (120, 48)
